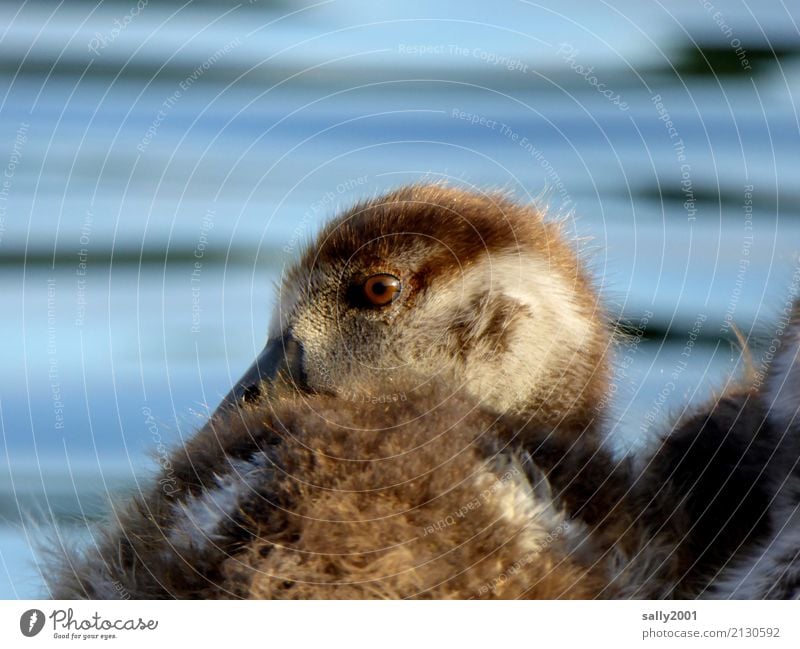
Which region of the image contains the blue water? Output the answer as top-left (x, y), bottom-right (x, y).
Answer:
top-left (1, 0), bottom-right (799, 597)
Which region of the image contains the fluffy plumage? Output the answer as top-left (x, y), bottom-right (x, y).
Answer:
top-left (46, 184), bottom-right (800, 599)
top-left (48, 372), bottom-right (800, 599)
top-left (49, 381), bottom-right (613, 598)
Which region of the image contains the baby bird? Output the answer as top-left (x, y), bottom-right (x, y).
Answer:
top-left (47, 184), bottom-right (800, 599)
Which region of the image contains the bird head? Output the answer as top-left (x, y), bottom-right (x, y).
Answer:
top-left (224, 184), bottom-right (610, 431)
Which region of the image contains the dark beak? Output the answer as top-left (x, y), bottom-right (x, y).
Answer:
top-left (217, 332), bottom-right (307, 412)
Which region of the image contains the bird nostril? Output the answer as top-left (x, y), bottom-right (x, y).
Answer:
top-left (241, 384), bottom-right (262, 403)
top-left (216, 333), bottom-right (308, 412)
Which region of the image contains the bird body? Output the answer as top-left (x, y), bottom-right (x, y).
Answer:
top-left (50, 380), bottom-right (614, 599)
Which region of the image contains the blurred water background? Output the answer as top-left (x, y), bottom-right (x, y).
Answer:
top-left (0, 0), bottom-right (799, 597)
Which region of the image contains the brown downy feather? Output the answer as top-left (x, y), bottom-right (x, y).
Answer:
top-left (47, 379), bottom-right (640, 599)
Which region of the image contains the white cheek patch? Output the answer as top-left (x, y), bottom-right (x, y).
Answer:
top-left (168, 455), bottom-right (267, 553)
top-left (421, 253), bottom-right (592, 411)
top-left (490, 254), bottom-right (590, 347)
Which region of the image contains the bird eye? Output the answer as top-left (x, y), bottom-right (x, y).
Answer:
top-left (362, 274), bottom-right (402, 307)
